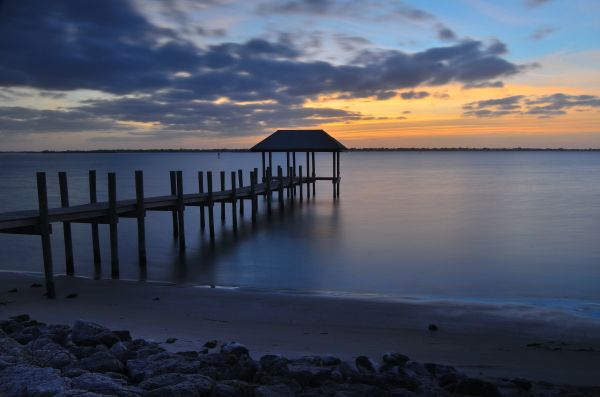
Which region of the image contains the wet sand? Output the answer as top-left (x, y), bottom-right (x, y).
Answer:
top-left (1, 271), bottom-right (599, 386)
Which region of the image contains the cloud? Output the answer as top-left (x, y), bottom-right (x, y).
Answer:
top-left (400, 91), bottom-right (430, 100)
top-left (463, 93), bottom-right (600, 118)
top-left (527, 0), bottom-right (552, 6)
top-left (437, 25), bottom-right (457, 41)
top-left (530, 27), bottom-right (556, 40)
top-left (256, 0), bottom-right (339, 15)
top-left (462, 81), bottom-right (504, 89)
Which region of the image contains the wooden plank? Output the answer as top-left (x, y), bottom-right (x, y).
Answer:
top-left (135, 170), bottom-right (147, 267)
top-left (0, 224), bottom-right (52, 235)
top-left (89, 170), bottom-right (101, 279)
top-left (108, 172), bottom-right (119, 279)
top-left (37, 172), bottom-right (56, 299)
top-left (58, 172), bottom-right (74, 276)
top-left (207, 171), bottom-right (215, 241)
top-left (176, 170), bottom-right (186, 252)
top-left (170, 171), bottom-right (178, 238)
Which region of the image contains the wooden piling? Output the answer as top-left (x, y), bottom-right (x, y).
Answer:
top-left (207, 171), bottom-right (215, 241)
top-left (269, 152), bottom-right (273, 171)
top-left (58, 172), bottom-right (74, 276)
top-left (266, 167), bottom-right (272, 214)
top-left (332, 152), bottom-right (336, 199)
top-left (312, 152), bottom-right (316, 195)
top-left (176, 171), bottom-right (186, 252)
top-left (306, 152), bottom-right (311, 199)
top-left (336, 151), bottom-right (341, 197)
top-left (277, 166), bottom-right (284, 210)
top-left (220, 171), bottom-right (226, 222)
top-left (286, 152), bottom-right (290, 198)
top-left (36, 172), bottom-right (56, 299)
top-left (231, 172), bottom-right (237, 232)
top-left (299, 165), bottom-right (303, 202)
top-left (108, 172), bottom-right (119, 279)
top-left (250, 170), bottom-right (257, 225)
top-left (89, 170), bottom-right (101, 278)
top-left (198, 171), bottom-right (205, 230)
top-left (169, 171), bottom-right (178, 238)
top-left (135, 170), bottom-right (147, 267)
top-left (261, 152), bottom-right (266, 181)
top-left (238, 169), bottom-right (244, 216)
top-left (292, 152), bottom-right (297, 197)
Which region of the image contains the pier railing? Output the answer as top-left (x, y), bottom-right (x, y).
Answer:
top-left (0, 166), bottom-right (340, 298)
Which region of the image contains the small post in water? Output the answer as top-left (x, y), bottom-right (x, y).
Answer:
top-left (89, 170), bottom-right (101, 278)
top-left (176, 171), bottom-right (186, 252)
top-left (135, 170), bottom-right (147, 267)
top-left (37, 172), bottom-right (56, 299)
top-left (170, 171), bottom-right (178, 238)
top-left (108, 172), bottom-right (119, 279)
top-left (58, 171), bottom-right (74, 276)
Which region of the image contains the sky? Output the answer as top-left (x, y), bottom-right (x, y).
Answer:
top-left (0, 0), bottom-right (599, 150)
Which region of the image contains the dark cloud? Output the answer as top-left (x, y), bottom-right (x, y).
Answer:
top-left (0, 0), bottom-right (531, 138)
top-left (400, 91), bottom-right (430, 100)
top-left (437, 25), bottom-right (457, 41)
top-left (462, 81), bottom-right (504, 89)
top-left (463, 93), bottom-right (600, 118)
top-left (527, 0), bottom-right (552, 7)
top-left (256, 0), bottom-right (338, 15)
top-left (530, 27), bottom-right (556, 40)
top-left (334, 35), bottom-right (372, 52)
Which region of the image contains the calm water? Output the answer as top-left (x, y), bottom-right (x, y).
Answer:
top-left (1, 152), bottom-right (600, 309)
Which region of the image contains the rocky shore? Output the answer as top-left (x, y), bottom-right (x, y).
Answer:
top-left (0, 315), bottom-right (597, 396)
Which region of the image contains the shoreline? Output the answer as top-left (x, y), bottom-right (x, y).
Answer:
top-left (1, 271), bottom-right (600, 387)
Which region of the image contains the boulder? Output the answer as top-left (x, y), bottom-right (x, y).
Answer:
top-left (0, 364), bottom-right (71, 397)
top-left (355, 356), bottom-right (377, 374)
top-left (254, 384), bottom-right (294, 397)
top-left (221, 341), bottom-right (249, 357)
top-left (77, 351), bottom-right (124, 373)
top-left (70, 372), bottom-right (141, 397)
top-left (72, 321), bottom-right (119, 347)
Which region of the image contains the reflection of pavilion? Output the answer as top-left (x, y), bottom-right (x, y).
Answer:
top-left (251, 129), bottom-right (347, 198)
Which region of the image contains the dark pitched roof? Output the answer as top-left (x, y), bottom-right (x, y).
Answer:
top-left (250, 129), bottom-right (347, 152)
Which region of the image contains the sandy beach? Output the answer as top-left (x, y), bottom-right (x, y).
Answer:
top-left (1, 271), bottom-right (599, 387)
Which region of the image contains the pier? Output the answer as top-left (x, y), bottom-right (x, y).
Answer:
top-left (0, 130), bottom-right (346, 298)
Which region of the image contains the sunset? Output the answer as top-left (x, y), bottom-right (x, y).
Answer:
top-left (1, 0), bottom-right (599, 150)
top-left (1, 1), bottom-right (599, 396)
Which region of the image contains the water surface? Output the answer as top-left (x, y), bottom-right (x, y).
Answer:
top-left (1, 152), bottom-right (599, 312)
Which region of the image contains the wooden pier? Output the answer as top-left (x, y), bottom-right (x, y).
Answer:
top-left (0, 129), bottom-right (346, 298)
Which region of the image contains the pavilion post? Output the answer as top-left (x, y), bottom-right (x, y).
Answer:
top-left (337, 151), bottom-right (341, 197)
top-left (292, 152), bottom-right (297, 197)
top-left (332, 152), bottom-right (336, 199)
top-left (306, 152), bottom-right (310, 199)
top-left (261, 152), bottom-right (266, 181)
top-left (286, 152), bottom-right (290, 198)
top-left (312, 152), bottom-right (316, 195)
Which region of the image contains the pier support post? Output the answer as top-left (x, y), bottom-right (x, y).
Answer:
top-left (108, 172), bottom-right (119, 279)
top-left (299, 165), bottom-right (303, 203)
top-left (292, 152), bottom-right (297, 197)
top-left (37, 172), bottom-right (56, 299)
top-left (135, 170), bottom-right (147, 267)
top-left (89, 170), bottom-right (101, 278)
top-left (266, 167), bottom-right (272, 214)
top-left (261, 152), bottom-right (266, 182)
top-left (312, 152), bottom-right (316, 195)
top-left (58, 172), bottom-right (74, 276)
top-left (277, 166), bottom-right (284, 210)
top-left (169, 171), bottom-right (178, 238)
top-left (238, 169), bottom-right (244, 217)
top-left (198, 171), bottom-right (205, 230)
top-left (269, 152), bottom-right (273, 173)
top-left (337, 151), bottom-right (341, 197)
top-left (231, 172), bottom-right (237, 232)
top-left (250, 170), bottom-right (257, 225)
top-left (207, 171), bottom-right (215, 241)
top-left (306, 152), bottom-right (310, 199)
top-left (286, 152), bottom-right (290, 198)
top-left (176, 171), bottom-right (186, 252)
top-left (332, 152), bottom-right (336, 199)
top-left (220, 171), bottom-right (226, 222)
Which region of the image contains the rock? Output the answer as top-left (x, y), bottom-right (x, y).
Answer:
top-left (9, 314), bottom-right (30, 322)
top-left (254, 384), bottom-right (294, 397)
top-left (109, 341), bottom-right (134, 363)
top-left (126, 352), bottom-right (202, 382)
top-left (382, 352), bottom-right (410, 366)
top-left (77, 351), bottom-right (124, 373)
top-left (355, 356), bottom-right (377, 374)
top-left (72, 320), bottom-right (119, 347)
top-left (212, 382), bottom-right (238, 397)
top-left (428, 324), bottom-right (439, 332)
top-left (511, 377), bottom-right (532, 391)
top-left (260, 354), bottom-right (288, 375)
top-left (141, 374), bottom-right (214, 397)
top-left (287, 362), bottom-right (332, 386)
top-left (166, 337), bottom-right (177, 344)
top-left (320, 355), bottom-right (341, 366)
top-left (26, 337), bottom-right (76, 369)
top-left (70, 372), bottom-right (141, 397)
top-left (453, 378), bottom-right (502, 397)
top-left (221, 341), bottom-right (249, 357)
top-left (203, 340), bottom-right (218, 348)
top-left (112, 330), bottom-right (132, 342)
top-left (0, 364), bottom-right (70, 397)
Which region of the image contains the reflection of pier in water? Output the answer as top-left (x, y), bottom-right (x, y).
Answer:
top-left (0, 129), bottom-right (346, 298)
